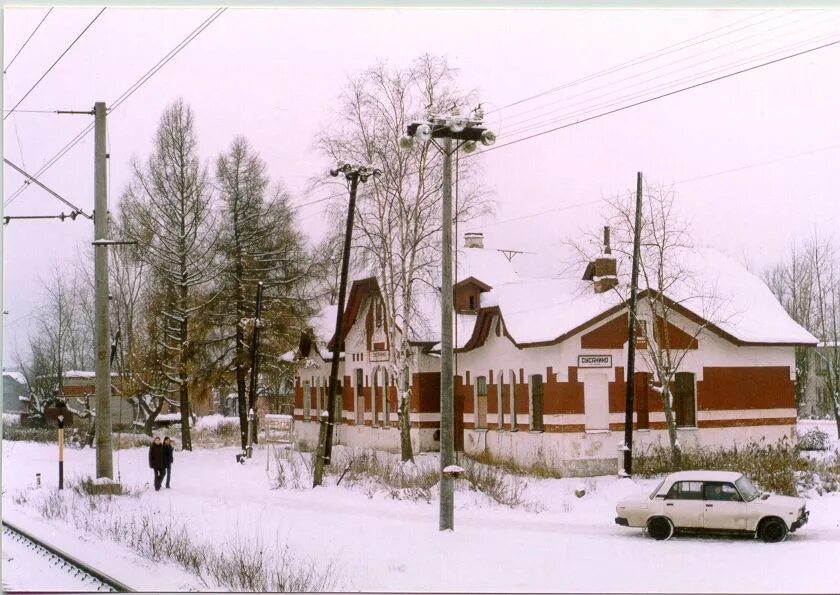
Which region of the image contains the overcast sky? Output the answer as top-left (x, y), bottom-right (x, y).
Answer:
top-left (3, 6), bottom-right (839, 366)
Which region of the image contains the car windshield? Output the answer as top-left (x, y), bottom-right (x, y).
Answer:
top-left (649, 477), bottom-right (667, 499)
top-left (735, 475), bottom-right (760, 502)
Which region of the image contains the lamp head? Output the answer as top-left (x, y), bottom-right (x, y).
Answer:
top-left (480, 130), bottom-right (497, 146)
top-left (415, 123), bottom-right (433, 142)
top-left (461, 140), bottom-right (478, 154)
top-left (449, 115), bottom-right (467, 133)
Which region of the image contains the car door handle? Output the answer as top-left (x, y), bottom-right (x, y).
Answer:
top-left (705, 504), bottom-right (714, 507)
top-left (666, 503), bottom-right (674, 507)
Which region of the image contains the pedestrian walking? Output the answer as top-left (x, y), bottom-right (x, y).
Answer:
top-left (163, 436), bottom-right (175, 489)
top-left (148, 436), bottom-right (166, 491)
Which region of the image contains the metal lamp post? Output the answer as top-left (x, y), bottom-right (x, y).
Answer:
top-left (400, 108), bottom-right (496, 531)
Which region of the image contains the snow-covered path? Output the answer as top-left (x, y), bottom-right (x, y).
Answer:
top-left (3, 439), bottom-right (840, 592)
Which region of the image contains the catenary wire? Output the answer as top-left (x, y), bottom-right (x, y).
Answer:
top-left (4, 8), bottom-right (226, 208)
top-left (3, 7), bottom-right (54, 74)
top-left (4, 7), bottom-right (106, 120)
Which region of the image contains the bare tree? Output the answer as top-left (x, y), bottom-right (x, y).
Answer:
top-left (808, 235), bottom-right (840, 437)
top-left (577, 184), bottom-right (727, 468)
top-left (763, 244), bottom-right (816, 414)
top-left (318, 55), bottom-right (490, 461)
top-left (120, 99), bottom-right (220, 450)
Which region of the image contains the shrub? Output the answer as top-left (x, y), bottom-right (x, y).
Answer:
top-left (798, 427), bottom-right (831, 451)
top-left (633, 437), bottom-right (840, 497)
top-left (461, 458), bottom-right (529, 508)
top-left (71, 476), bottom-right (142, 497)
top-left (463, 450), bottom-right (563, 479)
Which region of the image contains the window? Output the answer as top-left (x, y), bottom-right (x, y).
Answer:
top-left (509, 369), bottom-right (518, 431)
top-left (531, 374), bottom-right (544, 431)
top-left (497, 371), bottom-right (505, 430)
top-left (375, 300), bottom-right (384, 328)
top-left (355, 369), bottom-right (364, 425)
top-left (333, 379), bottom-right (343, 424)
top-left (674, 372), bottom-right (696, 427)
top-left (303, 380), bottom-right (311, 422)
top-left (703, 482), bottom-right (742, 502)
top-left (635, 319), bottom-right (648, 349)
top-left (476, 376), bottom-right (488, 429)
top-left (666, 481), bottom-right (703, 500)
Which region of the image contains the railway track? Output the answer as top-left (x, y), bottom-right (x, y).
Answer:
top-left (2, 519), bottom-right (135, 592)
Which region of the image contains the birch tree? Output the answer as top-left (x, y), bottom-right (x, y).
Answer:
top-left (318, 55), bottom-right (489, 461)
top-left (121, 99), bottom-right (220, 450)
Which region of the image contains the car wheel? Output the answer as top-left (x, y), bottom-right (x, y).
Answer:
top-left (759, 518), bottom-right (788, 543)
top-left (646, 516), bottom-right (674, 541)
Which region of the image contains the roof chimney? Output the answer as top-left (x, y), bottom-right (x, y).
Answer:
top-left (582, 226), bottom-right (617, 293)
top-left (464, 232), bottom-right (484, 249)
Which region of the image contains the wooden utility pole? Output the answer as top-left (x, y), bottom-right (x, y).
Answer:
top-left (313, 165), bottom-right (378, 487)
top-left (94, 101), bottom-right (113, 479)
top-left (623, 171), bottom-right (644, 477)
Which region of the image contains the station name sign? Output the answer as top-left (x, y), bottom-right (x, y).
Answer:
top-left (369, 351), bottom-right (390, 362)
top-left (577, 354), bottom-right (612, 368)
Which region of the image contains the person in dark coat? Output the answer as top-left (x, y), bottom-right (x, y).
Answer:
top-left (162, 436), bottom-right (174, 489)
top-left (148, 436), bottom-right (166, 491)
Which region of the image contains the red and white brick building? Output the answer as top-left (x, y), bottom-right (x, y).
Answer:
top-left (294, 233), bottom-right (816, 475)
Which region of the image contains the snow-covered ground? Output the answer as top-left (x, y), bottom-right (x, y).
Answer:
top-left (2, 423), bottom-right (840, 592)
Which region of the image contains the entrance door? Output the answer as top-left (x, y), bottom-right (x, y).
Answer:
top-left (674, 372), bottom-right (696, 427)
top-left (583, 373), bottom-right (609, 431)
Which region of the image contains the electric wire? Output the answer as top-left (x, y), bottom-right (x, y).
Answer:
top-left (500, 13), bottom-right (832, 134)
top-left (467, 141), bottom-right (840, 232)
top-left (4, 7), bottom-right (106, 120)
top-left (471, 38), bottom-right (840, 157)
top-left (4, 8), bottom-right (227, 209)
top-left (502, 26), bottom-right (840, 140)
top-left (486, 9), bottom-right (783, 117)
top-left (3, 7), bottom-right (54, 74)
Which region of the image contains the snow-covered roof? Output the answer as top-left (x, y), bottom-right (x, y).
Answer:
top-left (478, 246), bottom-right (816, 347)
top-left (309, 241), bottom-right (816, 355)
top-left (3, 372), bottom-right (27, 385)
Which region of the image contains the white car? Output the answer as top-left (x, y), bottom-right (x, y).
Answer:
top-left (615, 470), bottom-right (808, 542)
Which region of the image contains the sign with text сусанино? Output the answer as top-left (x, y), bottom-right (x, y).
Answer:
top-left (577, 354), bottom-right (612, 368)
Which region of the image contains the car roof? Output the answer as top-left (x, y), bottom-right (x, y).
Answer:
top-left (664, 470), bottom-right (744, 482)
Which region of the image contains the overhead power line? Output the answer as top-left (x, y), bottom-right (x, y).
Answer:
top-left (468, 141), bottom-right (840, 232)
top-left (4, 8), bottom-right (227, 209)
top-left (500, 14), bottom-right (830, 135)
top-left (3, 6), bottom-right (54, 74)
top-left (486, 9), bottom-right (783, 117)
top-left (501, 26), bottom-right (840, 140)
top-left (474, 38), bottom-right (840, 157)
top-left (4, 7), bottom-right (106, 120)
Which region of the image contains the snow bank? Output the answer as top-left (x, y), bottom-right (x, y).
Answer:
top-left (194, 414), bottom-right (240, 431)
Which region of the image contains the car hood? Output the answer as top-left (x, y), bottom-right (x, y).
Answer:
top-left (760, 494), bottom-right (805, 509)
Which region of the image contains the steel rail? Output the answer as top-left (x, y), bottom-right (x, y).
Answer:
top-left (2, 518), bottom-right (136, 592)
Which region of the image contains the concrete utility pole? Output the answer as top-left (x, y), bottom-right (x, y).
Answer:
top-left (400, 108), bottom-right (496, 531)
top-left (313, 164), bottom-right (380, 488)
top-left (94, 101), bottom-right (113, 479)
top-left (439, 136), bottom-right (455, 531)
top-left (622, 171), bottom-right (644, 477)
